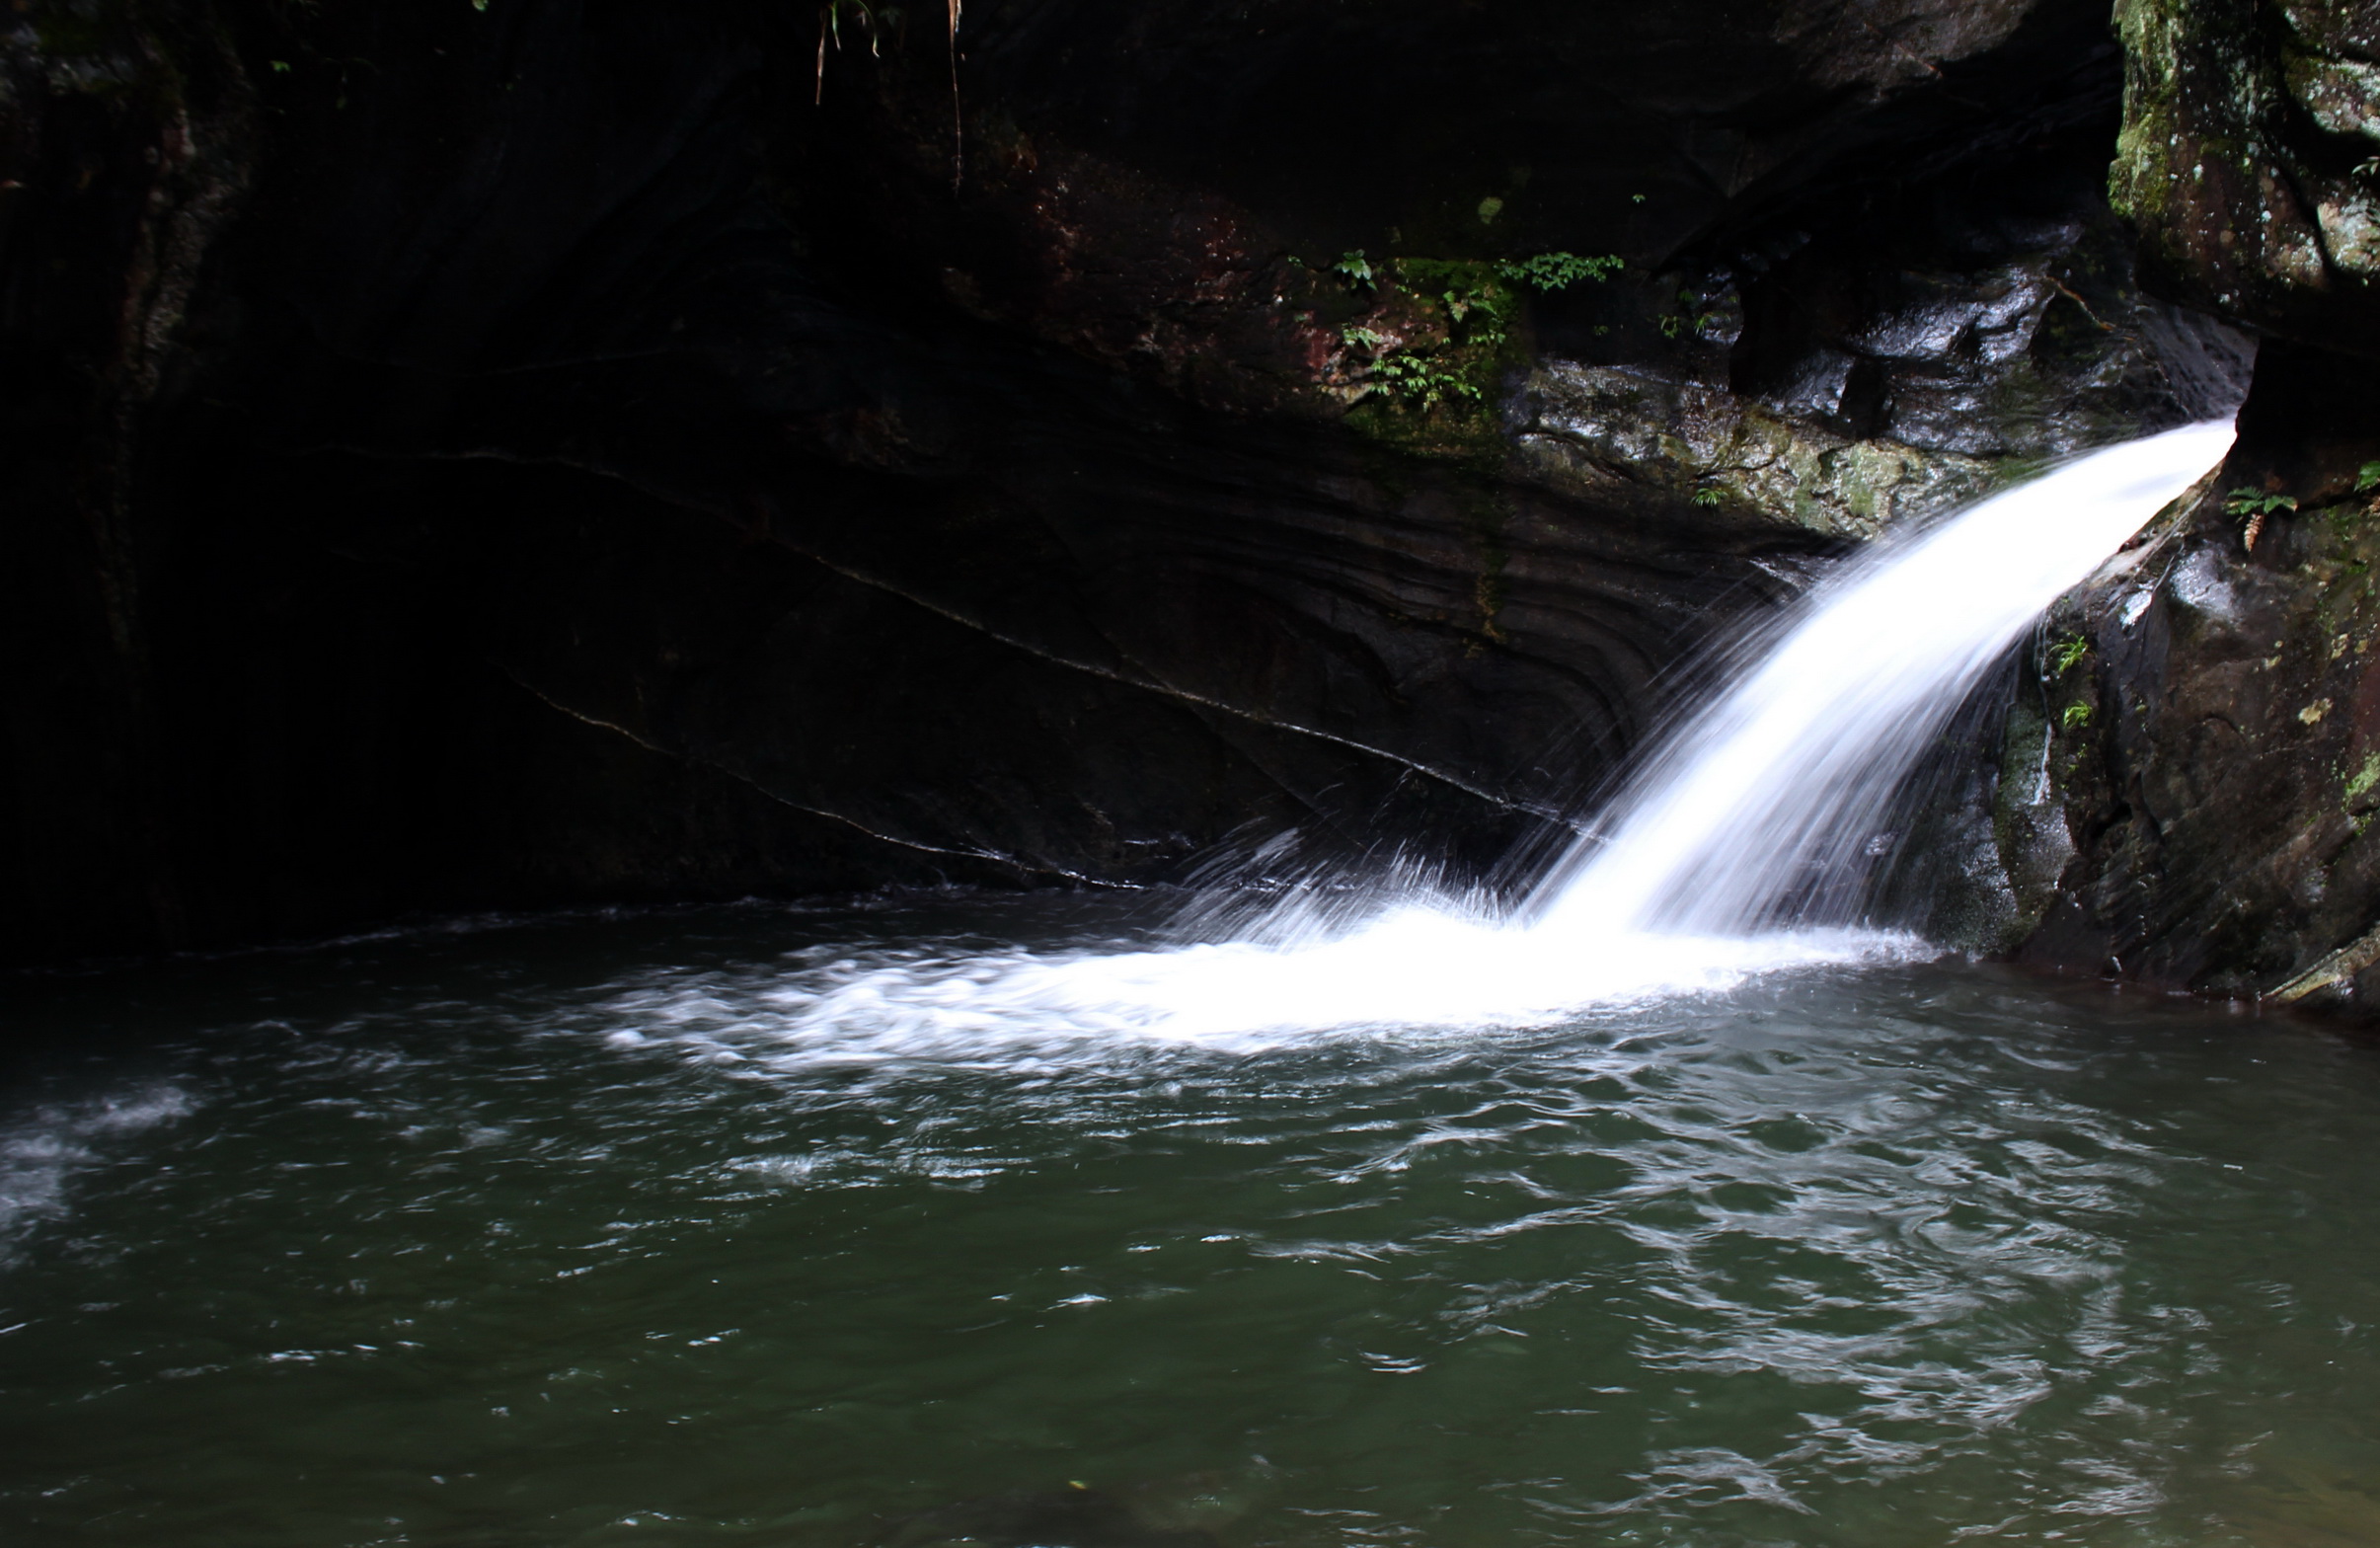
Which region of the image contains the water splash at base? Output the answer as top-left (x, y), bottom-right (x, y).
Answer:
top-left (705, 423), bottom-right (2232, 1049)
top-left (734, 917), bottom-right (1927, 1052)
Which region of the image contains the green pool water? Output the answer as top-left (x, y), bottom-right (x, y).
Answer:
top-left (4, 893), bottom-right (2376, 1547)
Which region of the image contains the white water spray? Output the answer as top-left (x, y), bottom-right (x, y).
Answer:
top-left (692, 423), bottom-right (2233, 1053)
top-left (1529, 419), bottom-right (2238, 940)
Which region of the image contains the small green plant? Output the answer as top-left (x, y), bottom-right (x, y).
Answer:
top-left (2356, 460), bottom-right (2380, 494)
top-left (1691, 488), bottom-right (1724, 508)
top-left (2225, 488), bottom-right (2298, 517)
top-left (1367, 349), bottom-right (1483, 411)
top-left (1437, 283), bottom-right (1507, 345)
top-left (1445, 294), bottom-right (1506, 347)
top-left (2060, 702), bottom-right (2095, 731)
top-left (2049, 635), bottom-right (2090, 674)
top-left (2227, 488), bottom-right (2296, 552)
top-left (1391, 259), bottom-right (1509, 337)
top-left (1494, 252), bottom-right (1623, 290)
top-left (1654, 284), bottom-right (1729, 342)
top-left (1339, 252), bottom-right (1622, 422)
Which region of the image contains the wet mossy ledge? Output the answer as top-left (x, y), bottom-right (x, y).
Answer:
top-left (0, 0), bottom-right (2255, 967)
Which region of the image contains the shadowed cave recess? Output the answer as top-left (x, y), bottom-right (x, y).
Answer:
top-left (12, 0), bottom-right (2380, 1007)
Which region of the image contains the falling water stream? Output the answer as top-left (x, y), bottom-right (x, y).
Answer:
top-left (698, 420), bottom-right (2237, 1045)
top-left (1532, 420), bottom-right (2240, 939)
top-left (11, 421), bottom-right (2380, 1548)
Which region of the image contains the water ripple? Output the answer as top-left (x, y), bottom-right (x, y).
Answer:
top-left (1, 897), bottom-right (2376, 1546)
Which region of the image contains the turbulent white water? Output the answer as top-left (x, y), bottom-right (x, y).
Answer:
top-left (0, 1082), bottom-right (194, 1256)
top-left (1529, 419), bottom-right (2239, 938)
top-left (712, 422), bottom-right (2233, 1048)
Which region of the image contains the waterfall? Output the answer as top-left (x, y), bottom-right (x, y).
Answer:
top-left (1529, 419), bottom-right (2237, 940)
top-left (759, 422), bottom-right (2237, 1044)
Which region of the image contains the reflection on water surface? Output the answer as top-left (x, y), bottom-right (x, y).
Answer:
top-left (2, 892), bottom-right (2376, 1547)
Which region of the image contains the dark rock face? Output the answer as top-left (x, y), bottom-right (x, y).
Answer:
top-left (2000, 2), bottom-right (2380, 1009)
top-left (2111, 0), bottom-right (2380, 354)
top-left (2009, 343), bottom-right (2380, 1005)
top-left (2, 0), bottom-right (2236, 964)
top-left (2, 1), bottom-right (256, 956)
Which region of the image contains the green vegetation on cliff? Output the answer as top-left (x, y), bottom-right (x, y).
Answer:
top-left (1335, 251), bottom-right (1621, 446)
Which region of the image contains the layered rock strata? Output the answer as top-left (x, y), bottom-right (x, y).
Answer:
top-left (1, 0), bottom-right (2241, 962)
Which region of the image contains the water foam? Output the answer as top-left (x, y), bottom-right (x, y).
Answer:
top-left (625, 424), bottom-right (2232, 1055)
top-left (695, 917), bottom-right (1922, 1056)
top-left (0, 1082), bottom-right (195, 1250)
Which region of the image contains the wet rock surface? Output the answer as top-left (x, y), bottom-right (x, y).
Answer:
top-left (1513, 364), bottom-right (2002, 543)
top-left (2007, 344), bottom-right (2380, 1008)
top-left (2111, 0), bottom-right (2380, 354)
top-left (1, 0), bottom-right (2242, 962)
top-left (1995, 1), bottom-right (2380, 1012)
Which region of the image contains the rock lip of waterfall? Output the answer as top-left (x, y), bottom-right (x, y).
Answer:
top-left (1530, 420), bottom-right (2239, 942)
